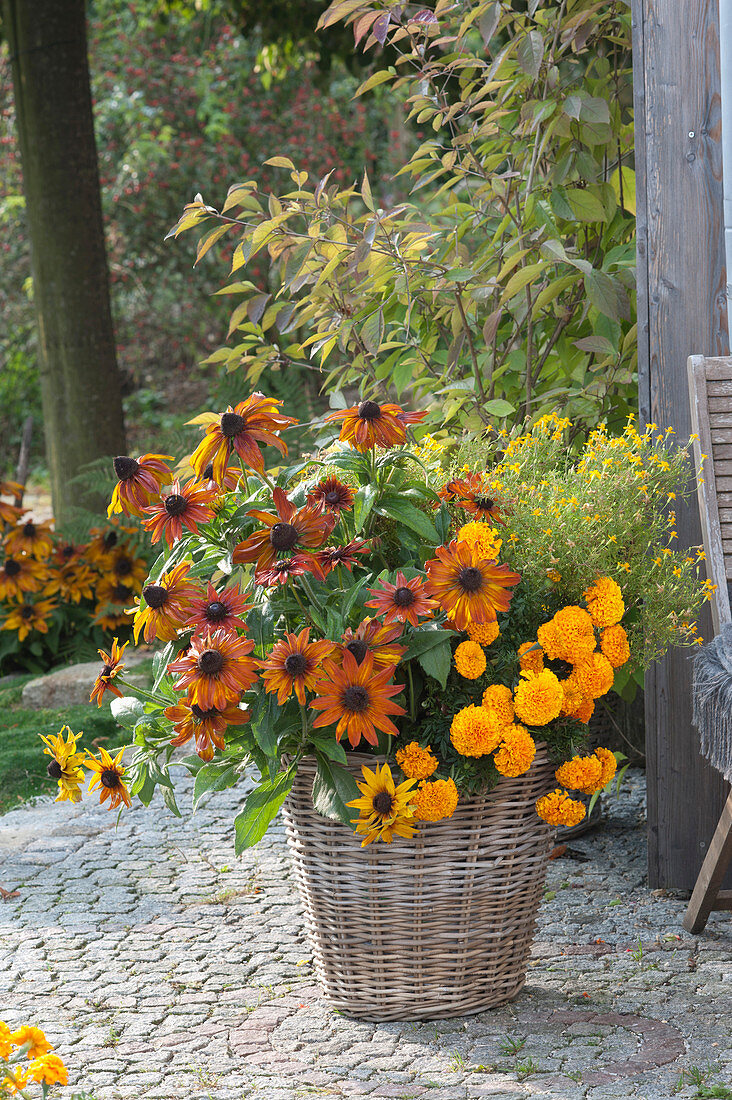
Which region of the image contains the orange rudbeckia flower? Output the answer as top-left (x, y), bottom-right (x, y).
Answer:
top-left (365, 571), bottom-right (437, 627)
top-left (2, 597), bottom-right (56, 641)
top-left (261, 627), bottom-right (335, 705)
top-left (90, 638), bottom-right (128, 706)
top-left (189, 393), bottom-right (297, 480)
top-left (133, 562), bottom-right (198, 643)
top-left (85, 745), bottom-right (131, 810)
top-left (3, 519), bottom-right (55, 559)
top-left (187, 581), bottom-right (251, 635)
top-left (339, 617), bottom-right (407, 671)
top-left (425, 540), bottom-right (520, 631)
top-left (108, 453), bottom-right (173, 518)
top-left (167, 628), bottom-right (259, 711)
top-left (326, 400), bottom-right (426, 452)
top-left (0, 554), bottom-right (46, 600)
top-left (142, 479), bottom-right (217, 547)
top-left (232, 488), bottom-right (335, 571)
top-left (309, 650), bottom-right (406, 748)
top-left (163, 699), bottom-right (250, 761)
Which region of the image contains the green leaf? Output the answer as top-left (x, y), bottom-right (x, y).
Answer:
top-left (584, 269), bottom-right (630, 322)
top-left (251, 692), bottom-right (279, 756)
top-left (234, 767), bottom-right (296, 853)
top-left (312, 754), bottom-right (360, 825)
top-left (404, 628), bottom-right (455, 660)
top-left (500, 261), bottom-right (545, 304)
top-left (483, 398), bottom-right (515, 418)
top-left (377, 496), bottom-right (440, 543)
top-left (417, 638), bottom-right (452, 688)
top-left (310, 736), bottom-right (348, 765)
top-left (353, 483), bottom-right (378, 534)
top-left (517, 30), bottom-right (543, 79)
top-left (563, 188), bottom-right (607, 223)
top-left (355, 69), bottom-right (395, 97)
top-left (193, 761), bottom-right (240, 810)
top-left (109, 696), bottom-right (145, 730)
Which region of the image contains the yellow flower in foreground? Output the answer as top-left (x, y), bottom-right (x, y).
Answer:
top-left (395, 742), bottom-right (438, 781)
top-left (600, 624), bottom-right (630, 669)
top-left (413, 778), bottom-right (459, 822)
top-left (26, 1053), bottom-right (68, 1086)
top-left (536, 789), bottom-right (586, 827)
top-left (583, 576), bottom-right (625, 629)
top-left (494, 725), bottom-right (536, 778)
top-left (85, 746), bottom-right (131, 811)
top-left (347, 763), bottom-right (417, 846)
top-left (595, 746), bottom-right (617, 789)
top-left (457, 521), bottom-right (502, 560)
top-left (9, 1025), bottom-right (51, 1059)
top-left (2, 1066), bottom-right (28, 1093)
top-left (518, 640), bottom-right (544, 674)
top-left (0, 1021), bottom-right (13, 1059)
top-left (450, 705), bottom-right (504, 757)
top-left (555, 753), bottom-right (603, 795)
top-left (481, 683), bottom-right (515, 725)
top-left (467, 619), bottom-right (500, 646)
top-left (513, 669), bottom-right (564, 726)
top-left (39, 726), bottom-right (86, 804)
top-left (454, 639), bottom-right (487, 679)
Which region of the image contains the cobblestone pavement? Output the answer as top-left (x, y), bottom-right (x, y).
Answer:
top-left (1, 768), bottom-right (730, 1100)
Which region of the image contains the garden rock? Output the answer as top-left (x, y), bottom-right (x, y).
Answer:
top-left (21, 649), bottom-right (151, 709)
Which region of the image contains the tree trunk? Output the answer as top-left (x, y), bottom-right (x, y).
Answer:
top-left (2, 0), bottom-right (126, 524)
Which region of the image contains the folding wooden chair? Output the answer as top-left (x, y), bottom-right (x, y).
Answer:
top-left (683, 355), bottom-right (732, 933)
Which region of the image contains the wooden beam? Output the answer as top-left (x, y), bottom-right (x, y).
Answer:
top-left (683, 790), bottom-right (732, 931)
top-left (632, 0), bottom-right (732, 889)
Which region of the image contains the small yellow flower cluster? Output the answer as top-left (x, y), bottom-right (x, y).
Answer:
top-left (0, 1021), bottom-right (68, 1093)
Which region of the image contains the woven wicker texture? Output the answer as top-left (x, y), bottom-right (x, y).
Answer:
top-left (283, 747), bottom-right (555, 1021)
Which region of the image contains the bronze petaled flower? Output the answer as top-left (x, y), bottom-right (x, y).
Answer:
top-left (306, 476), bottom-right (355, 514)
top-left (189, 393), bottom-right (297, 480)
top-left (425, 539), bottom-right (520, 631)
top-left (340, 618), bottom-right (407, 671)
top-left (187, 581), bottom-right (251, 635)
top-left (86, 746), bottom-right (131, 810)
top-left (133, 562), bottom-right (199, 643)
top-left (163, 699), bottom-right (250, 761)
top-left (167, 628), bottom-right (259, 711)
top-left (261, 627), bottom-right (336, 705)
top-left (365, 571), bottom-right (437, 628)
top-left (89, 638), bottom-right (128, 707)
top-left (316, 538), bottom-right (370, 575)
top-left (309, 650), bottom-right (406, 748)
top-left (326, 401), bottom-right (426, 452)
top-left (232, 487), bottom-right (335, 571)
top-left (142, 479), bottom-right (217, 547)
top-left (108, 453), bottom-right (173, 518)
top-left (253, 553), bottom-right (326, 588)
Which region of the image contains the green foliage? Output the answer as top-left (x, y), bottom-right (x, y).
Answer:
top-left (172, 0), bottom-right (635, 436)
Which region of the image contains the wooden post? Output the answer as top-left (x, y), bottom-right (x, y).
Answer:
top-left (633, 0), bottom-right (732, 888)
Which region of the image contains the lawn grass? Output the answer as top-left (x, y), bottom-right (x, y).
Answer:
top-left (0, 676), bottom-right (134, 815)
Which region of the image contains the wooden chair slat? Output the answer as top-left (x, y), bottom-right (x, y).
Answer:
top-left (703, 359), bottom-right (732, 379)
top-left (711, 429), bottom-right (732, 444)
top-left (708, 381), bottom-right (732, 396)
top-left (709, 412), bottom-right (732, 427)
top-left (713, 477), bottom-right (732, 492)
top-left (713, 445), bottom-right (732, 461)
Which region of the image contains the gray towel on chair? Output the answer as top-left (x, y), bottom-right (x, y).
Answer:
top-left (692, 622), bottom-right (732, 782)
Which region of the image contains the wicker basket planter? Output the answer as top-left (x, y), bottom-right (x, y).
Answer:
top-left (282, 745), bottom-right (555, 1021)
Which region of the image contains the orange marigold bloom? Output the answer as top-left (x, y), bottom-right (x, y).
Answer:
top-left (326, 400), bottom-right (426, 452)
top-left (454, 639), bottom-right (487, 679)
top-left (187, 581), bottom-right (251, 635)
top-left (3, 519), bottom-right (54, 559)
top-left (583, 575), bottom-right (625, 629)
top-left (551, 606), bottom-right (597, 663)
top-left (142, 479), bottom-right (217, 547)
top-left (85, 745), bottom-right (131, 810)
top-left (2, 1066), bottom-right (28, 1092)
top-left (133, 562), bottom-right (198, 643)
top-left (163, 699), bottom-right (250, 761)
top-left (0, 1020), bottom-right (14, 1059)
top-left (481, 683), bottom-right (515, 725)
top-left (309, 650), bottom-right (406, 748)
top-left (559, 676), bottom-right (594, 724)
top-left (450, 704), bottom-right (505, 757)
top-left (26, 1053), bottom-right (68, 1086)
top-left (425, 539), bottom-right (520, 631)
top-left (555, 753), bottom-right (604, 795)
top-left (600, 624), bottom-right (631, 668)
top-left (413, 777), bottom-right (459, 822)
top-left (365, 571), bottom-right (436, 627)
top-left (595, 745), bottom-right (617, 788)
top-left (494, 725), bottom-right (536, 777)
top-left (340, 618), bottom-right (407, 671)
top-left (395, 741), bottom-right (439, 780)
top-left (307, 476), bottom-right (355, 514)
top-left (518, 640), bottom-right (544, 674)
top-left (233, 487), bottom-right (335, 571)
top-left (467, 619), bottom-right (500, 646)
top-left (0, 554), bottom-right (46, 600)
top-left (261, 627), bottom-right (335, 705)
top-left (9, 1025), bottom-right (51, 1059)
top-left (513, 669), bottom-right (564, 727)
top-left (189, 393), bottom-right (297, 480)
top-left (108, 453), bottom-right (173, 518)
top-left (571, 652), bottom-right (615, 700)
top-left (457, 520), bottom-right (502, 560)
top-left (2, 597), bottom-right (56, 642)
top-left (89, 638), bottom-right (128, 706)
top-left (168, 629), bottom-right (259, 711)
top-left (536, 788), bottom-right (586, 828)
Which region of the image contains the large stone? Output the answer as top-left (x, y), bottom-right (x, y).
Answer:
top-left (21, 649), bottom-right (151, 710)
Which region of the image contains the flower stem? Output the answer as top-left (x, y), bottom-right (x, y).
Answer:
top-left (116, 677), bottom-right (164, 707)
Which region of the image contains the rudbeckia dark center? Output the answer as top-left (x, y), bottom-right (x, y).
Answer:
top-left (373, 791), bottom-right (394, 815)
top-left (203, 463), bottom-right (214, 480)
top-left (164, 494), bottom-right (188, 517)
top-left (284, 652), bottom-right (308, 676)
top-left (114, 555), bottom-right (133, 577)
top-left (458, 566), bottom-right (483, 593)
top-left (343, 685), bottom-right (369, 712)
top-left (103, 532), bottom-right (118, 549)
top-left (113, 584), bottom-right (131, 601)
top-left (101, 664), bottom-right (115, 678)
top-left (357, 400), bottom-right (381, 422)
top-left (143, 584), bottom-right (168, 609)
top-left (101, 768), bottom-right (121, 789)
top-left (4, 559), bottom-right (21, 577)
top-left (20, 605), bottom-right (33, 620)
top-left (113, 456), bottom-right (139, 481)
top-left (23, 522), bottom-right (36, 537)
top-left (220, 412), bottom-right (246, 438)
top-left (191, 704), bottom-right (220, 721)
top-left (61, 544), bottom-right (75, 559)
top-left (346, 639), bottom-right (369, 664)
top-left (325, 491), bottom-right (342, 505)
top-left (205, 601), bottom-right (229, 622)
top-left (393, 586), bottom-right (415, 608)
top-left (476, 497), bottom-right (495, 510)
top-left (270, 523), bottom-right (299, 551)
top-left (47, 759), bottom-right (63, 779)
top-left (198, 649), bottom-right (225, 675)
